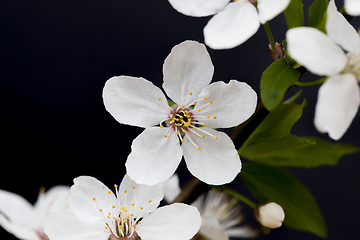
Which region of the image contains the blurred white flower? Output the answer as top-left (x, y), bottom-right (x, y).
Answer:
top-left (103, 40), bottom-right (257, 186)
top-left (168, 0), bottom-right (290, 49)
top-left (257, 202), bottom-right (285, 229)
top-left (44, 175), bottom-right (201, 240)
top-left (192, 190), bottom-right (257, 240)
top-left (0, 186), bottom-right (69, 240)
top-left (286, 0), bottom-right (360, 140)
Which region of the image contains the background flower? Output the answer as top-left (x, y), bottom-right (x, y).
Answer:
top-left (0, 186), bottom-right (69, 240)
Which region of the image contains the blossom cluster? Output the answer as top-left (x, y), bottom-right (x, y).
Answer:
top-left (2, 0), bottom-right (359, 239)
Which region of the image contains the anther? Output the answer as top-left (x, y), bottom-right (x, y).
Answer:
top-left (214, 116), bottom-right (217, 119)
top-left (114, 184), bottom-right (118, 188)
top-left (202, 135), bottom-right (205, 138)
top-left (149, 200), bottom-right (152, 203)
top-left (210, 102), bottom-right (213, 105)
top-left (124, 190), bottom-right (127, 193)
top-left (93, 198), bottom-right (96, 201)
top-left (164, 135), bottom-right (168, 137)
top-left (204, 97), bottom-right (208, 100)
top-left (108, 191), bottom-right (111, 194)
top-left (158, 97), bottom-right (161, 100)
top-left (207, 116), bottom-right (210, 119)
top-left (160, 125), bottom-right (163, 128)
top-left (189, 92), bottom-right (193, 95)
top-left (132, 186), bottom-right (135, 189)
top-left (198, 109), bottom-right (201, 112)
top-left (198, 147), bottom-right (201, 150)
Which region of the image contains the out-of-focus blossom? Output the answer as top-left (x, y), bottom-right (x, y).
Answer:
top-left (0, 186), bottom-right (69, 240)
top-left (286, 0), bottom-right (360, 140)
top-left (168, 0), bottom-right (290, 49)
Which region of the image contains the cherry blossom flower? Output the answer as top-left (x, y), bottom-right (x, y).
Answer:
top-left (286, 0), bottom-right (360, 140)
top-left (103, 40), bottom-right (257, 186)
top-left (191, 190), bottom-right (257, 240)
top-left (43, 175), bottom-right (201, 240)
top-left (164, 175), bottom-right (257, 240)
top-left (167, 0), bottom-right (290, 49)
top-left (0, 186), bottom-right (69, 240)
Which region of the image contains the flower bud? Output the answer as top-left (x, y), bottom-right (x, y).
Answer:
top-left (257, 202), bottom-right (285, 229)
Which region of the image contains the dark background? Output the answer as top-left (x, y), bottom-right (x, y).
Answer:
top-left (0, 0), bottom-right (359, 239)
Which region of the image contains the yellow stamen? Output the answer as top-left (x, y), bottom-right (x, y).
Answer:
top-left (204, 97), bottom-right (207, 100)
top-left (114, 184), bottom-right (118, 188)
top-left (149, 200), bottom-right (152, 203)
top-left (198, 109), bottom-right (201, 112)
top-left (207, 116), bottom-right (210, 119)
top-left (93, 198), bottom-right (96, 201)
top-left (158, 97), bottom-right (161, 100)
top-left (108, 191), bottom-right (111, 194)
top-left (202, 135), bottom-right (205, 138)
top-left (216, 137), bottom-right (219, 140)
top-left (203, 123), bottom-right (207, 127)
top-left (189, 92), bottom-right (193, 95)
top-left (124, 190), bottom-right (127, 193)
top-left (198, 147), bottom-right (201, 150)
top-left (164, 135), bottom-right (167, 137)
top-left (132, 186), bottom-right (135, 189)
top-left (210, 102), bottom-right (213, 105)
top-left (112, 205), bottom-right (115, 208)
top-left (214, 116), bottom-right (217, 119)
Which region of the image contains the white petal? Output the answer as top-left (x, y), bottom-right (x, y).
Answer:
top-left (194, 80), bottom-right (257, 129)
top-left (182, 128), bottom-right (241, 185)
top-left (257, 0), bottom-right (291, 24)
top-left (162, 41), bottom-right (214, 106)
top-left (163, 174), bottom-right (181, 203)
top-left (168, 0), bottom-right (230, 17)
top-left (103, 76), bottom-right (169, 128)
top-left (204, 1), bottom-right (260, 49)
top-left (0, 190), bottom-right (35, 227)
top-left (326, 0), bottom-right (360, 53)
top-left (314, 74), bottom-right (360, 140)
top-left (286, 27), bottom-right (347, 76)
top-left (119, 174), bottom-right (164, 218)
top-left (0, 214), bottom-right (39, 240)
top-left (199, 217), bottom-right (228, 240)
top-left (136, 203), bottom-right (201, 240)
top-left (43, 209), bottom-right (108, 240)
top-left (345, 0), bottom-right (360, 16)
top-left (126, 127), bottom-right (183, 186)
top-left (34, 186), bottom-right (70, 227)
top-left (69, 176), bottom-right (119, 219)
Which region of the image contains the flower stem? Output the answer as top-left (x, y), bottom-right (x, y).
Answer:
top-left (264, 22), bottom-right (276, 52)
top-left (294, 77), bottom-right (327, 86)
top-left (223, 189), bottom-right (257, 209)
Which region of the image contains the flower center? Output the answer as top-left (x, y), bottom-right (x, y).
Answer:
top-left (93, 185), bottom-right (151, 240)
top-left (159, 92), bottom-right (219, 150)
top-left (346, 52), bottom-right (360, 80)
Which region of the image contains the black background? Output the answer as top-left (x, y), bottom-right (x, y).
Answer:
top-left (0, 0), bottom-right (359, 239)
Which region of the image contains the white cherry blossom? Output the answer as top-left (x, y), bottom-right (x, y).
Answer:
top-left (286, 0), bottom-right (360, 140)
top-left (168, 0), bottom-right (290, 49)
top-left (0, 186), bottom-right (69, 240)
top-left (43, 175), bottom-right (201, 240)
top-left (103, 40), bottom-right (257, 186)
top-left (164, 175), bottom-right (257, 240)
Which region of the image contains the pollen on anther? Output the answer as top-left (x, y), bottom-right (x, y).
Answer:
top-left (124, 190), bottom-right (127, 193)
top-left (114, 184), bottom-right (118, 188)
top-left (93, 198), bottom-right (96, 201)
top-left (138, 221), bottom-right (142, 224)
top-left (149, 200), bottom-right (152, 203)
top-left (102, 186), bottom-right (105, 189)
top-left (158, 97), bottom-right (161, 100)
top-left (132, 203), bottom-right (135, 206)
top-left (198, 109), bottom-right (201, 112)
top-left (176, 132), bottom-right (179, 135)
top-left (210, 102), bottom-right (213, 105)
top-left (99, 209), bottom-right (103, 212)
top-left (108, 191), bottom-right (111, 194)
top-left (216, 137), bottom-right (219, 140)
top-left (164, 135), bottom-right (168, 137)
top-left (207, 116), bottom-right (210, 119)
top-left (189, 92), bottom-right (193, 95)
top-left (203, 123), bottom-right (207, 127)
top-left (105, 226), bottom-right (108, 229)
top-left (204, 97), bottom-right (208, 100)
top-left (112, 205), bottom-right (115, 208)
top-left (198, 147), bottom-right (201, 150)
top-left (202, 135), bottom-right (205, 138)
top-left (140, 207), bottom-right (144, 210)
top-left (181, 139), bottom-right (184, 142)
top-left (132, 186), bottom-right (135, 189)
top-left (214, 116), bottom-right (217, 119)
top-left (194, 127), bottom-right (197, 130)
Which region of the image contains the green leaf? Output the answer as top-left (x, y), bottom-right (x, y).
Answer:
top-left (284, 0), bottom-right (304, 29)
top-left (248, 136), bottom-right (358, 167)
top-left (239, 135), bottom-right (315, 159)
top-left (260, 58), bottom-right (300, 111)
top-left (240, 162), bottom-right (327, 238)
top-left (308, 0), bottom-right (327, 32)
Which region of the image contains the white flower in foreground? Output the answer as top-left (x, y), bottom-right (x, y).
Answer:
top-left (103, 40), bottom-right (257, 186)
top-left (256, 202), bottom-right (285, 229)
top-left (167, 0), bottom-right (290, 49)
top-left (192, 190), bottom-right (257, 240)
top-left (0, 186), bottom-right (69, 240)
top-left (345, 0), bottom-right (360, 16)
top-left (44, 175), bottom-right (201, 240)
top-left (286, 0), bottom-right (360, 140)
